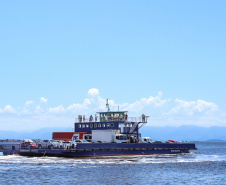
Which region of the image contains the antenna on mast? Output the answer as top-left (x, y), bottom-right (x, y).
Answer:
top-left (106, 99), bottom-right (110, 112)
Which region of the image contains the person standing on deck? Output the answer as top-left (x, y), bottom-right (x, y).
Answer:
top-left (142, 114), bottom-right (145, 122)
top-left (95, 114), bottom-right (98, 122)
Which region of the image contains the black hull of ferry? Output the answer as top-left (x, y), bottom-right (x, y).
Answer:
top-left (17, 143), bottom-right (196, 157)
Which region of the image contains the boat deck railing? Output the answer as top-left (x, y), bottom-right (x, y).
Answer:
top-left (75, 116), bottom-right (148, 123)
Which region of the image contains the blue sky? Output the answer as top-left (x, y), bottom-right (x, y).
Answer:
top-left (0, 1), bottom-right (226, 131)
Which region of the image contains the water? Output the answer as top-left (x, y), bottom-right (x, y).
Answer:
top-left (0, 142), bottom-right (226, 184)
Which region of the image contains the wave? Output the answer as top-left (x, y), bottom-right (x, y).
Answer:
top-left (0, 153), bottom-right (225, 165)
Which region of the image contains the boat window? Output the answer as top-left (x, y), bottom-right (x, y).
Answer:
top-left (86, 124), bottom-right (89, 128)
top-left (116, 136), bottom-right (119, 139)
top-left (98, 123), bottom-right (101, 127)
top-left (119, 135), bottom-right (127, 140)
top-left (78, 124), bottom-right (81, 128)
top-left (102, 123), bottom-right (105, 127)
top-left (90, 124), bottom-right (93, 128)
top-left (94, 124), bottom-right (97, 128)
top-left (82, 124), bottom-right (85, 128)
top-left (111, 123), bottom-right (114, 127)
top-left (107, 123), bottom-right (110, 127)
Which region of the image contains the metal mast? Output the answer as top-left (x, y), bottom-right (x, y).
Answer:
top-left (106, 99), bottom-right (110, 112)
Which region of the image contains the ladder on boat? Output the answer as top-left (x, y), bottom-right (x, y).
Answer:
top-left (129, 122), bottom-right (140, 133)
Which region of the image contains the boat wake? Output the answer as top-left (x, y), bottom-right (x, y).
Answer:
top-left (0, 153), bottom-right (225, 165)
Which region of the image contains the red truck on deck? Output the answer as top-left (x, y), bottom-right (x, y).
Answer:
top-left (52, 132), bottom-right (87, 141)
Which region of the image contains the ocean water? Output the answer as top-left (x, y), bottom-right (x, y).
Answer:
top-left (0, 142), bottom-right (226, 185)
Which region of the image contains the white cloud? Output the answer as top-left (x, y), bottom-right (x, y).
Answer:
top-left (40, 97), bottom-right (47, 103)
top-left (194, 100), bottom-right (218, 112)
top-left (84, 98), bottom-right (92, 105)
top-left (0, 88), bottom-right (225, 131)
top-left (68, 102), bottom-right (88, 110)
top-left (49, 105), bottom-right (65, 113)
top-left (122, 91), bottom-right (169, 115)
top-left (88, 88), bottom-right (99, 96)
top-left (167, 99), bottom-right (218, 116)
top-left (25, 101), bottom-right (34, 106)
top-left (35, 105), bottom-right (42, 112)
top-left (0, 105), bottom-right (16, 113)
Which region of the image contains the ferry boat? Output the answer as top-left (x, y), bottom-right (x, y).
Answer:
top-left (0, 99), bottom-right (197, 157)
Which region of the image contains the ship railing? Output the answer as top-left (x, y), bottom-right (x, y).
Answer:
top-left (75, 116), bottom-right (148, 123)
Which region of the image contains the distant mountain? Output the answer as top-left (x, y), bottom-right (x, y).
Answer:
top-left (0, 127), bottom-right (73, 139)
top-left (139, 125), bottom-right (226, 141)
top-left (0, 125), bottom-right (226, 141)
top-left (206, 139), bottom-right (226, 142)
